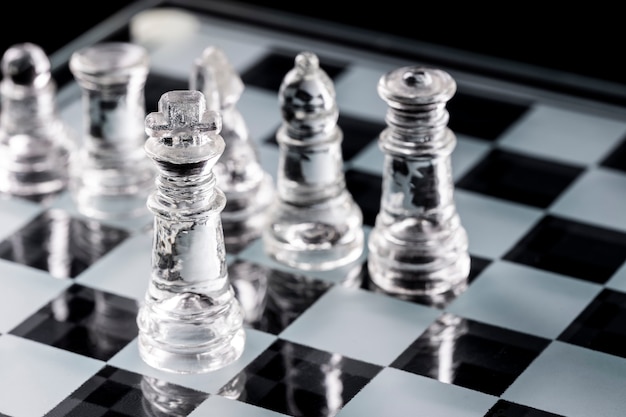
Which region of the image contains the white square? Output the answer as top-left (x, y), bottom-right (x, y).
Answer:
top-left (0, 259), bottom-right (71, 333)
top-left (447, 260), bottom-right (601, 338)
top-left (455, 190), bottom-right (544, 259)
top-left (339, 367), bottom-right (496, 417)
top-left (190, 394), bottom-right (289, 416)
top-left (0, 335), bottom-right (103, 417)
top-left (499, 104), bottom-right (626, 165)
top-left (279, 285), bottom-right (441, 366)
top-left (0, 196), bottom-right (43, 241)
top-left (550, 167), bottom-right (626, 233)
top-left (504, 341), bottom-right (626, 417)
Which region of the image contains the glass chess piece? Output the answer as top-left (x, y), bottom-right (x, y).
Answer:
top-left (263, 51), bottom-right (364, 270)
top-left (0, 43), bottom-right (76, 202)
top-left (367, 66), bottom-right (470, 296)
top-left (68, 42), bottom-right (155, 222)
top-left (190, 45), bottom-right (274, 252)
top-left (136, 90), bottom-right (245, 374)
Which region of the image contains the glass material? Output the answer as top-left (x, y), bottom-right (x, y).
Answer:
top-left (263, 52), bottom-right (364, 270)
top-left (68, 42), bottom-right (155, 221)
top-left (190, 46), bottom-right (274, 252)
top-left (0, 43), bottom-right (75, 202)
top-left (367, 66), bottom-right (470, 296)
top-left (137, 90), bottom-right (245, 374)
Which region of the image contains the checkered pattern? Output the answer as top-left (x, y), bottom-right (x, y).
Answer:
top-left (1, 2), bottom-right (626, 416)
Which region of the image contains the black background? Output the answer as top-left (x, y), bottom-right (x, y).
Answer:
top-left (2, 1), bottom-right (625, 86)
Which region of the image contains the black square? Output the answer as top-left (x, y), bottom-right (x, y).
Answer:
top-left (9, 284), bottom-right (139, 361)
top-left (241, 50), bottom-right (347, 93)
top-left (484, 399), bottom-right (565, 416)
top-left (456, 148), bottom-right (584, 208)
top-left (44, 365), bottom-right (209, 417)
top-left (600, 137), bottom-right (626, 173)
top-left (0, 209), bottom-right (129, 279)
top-left (344, 169), bottom-right (382, 227)
top-left (390, 313), bottom-right (550, 396)
top-left (558, 288), bottom-right (626, 358)
top-left (447, 90), bottom-right (530, 141)
top-left (503, 215), bottom-right (626, 284)
top-left (228, 260), bottom-right (333, 335)
top-left (219, 339), bottom-right (382, 417)
top-left (144, 72), bottom-right (188, 114)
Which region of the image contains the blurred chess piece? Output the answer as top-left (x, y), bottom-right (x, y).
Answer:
top-left (0, 43), bottom-right (76, 203)
top-left (191, 46), bottom-right (274, 252)
top-left (263, 51), bottom-right (364, 270)
top-left (367, 65), bottom-right (470, 297)
top-left (137, 90), bottom-right (245, 374)
top-left (69, 42), bottom-right (155, 223)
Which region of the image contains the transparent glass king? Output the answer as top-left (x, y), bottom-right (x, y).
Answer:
top-left (0, 43), bottom-right (75, 201)
top-left (263, 52), bottom-right (364, 270)
top-left (69, 42), bottom-right (155, 221)
top-left (367, 66), bottom-right (470, 296)
top-left (137, 90), bottom-right (245, 374)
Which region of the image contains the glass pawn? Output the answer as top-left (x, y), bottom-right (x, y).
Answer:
top-left (190, 46), bottom-right (274, 252)
top-left (263, 51), bottom-right (364, 270)
top-left (137, 90), bottom-right (245, 374)
top-left (367, 66), bottom-right (470, 297)
top-left (0, 43), bottom-right (75, 202)
top-left (68, 42), bottom-right (155, 222)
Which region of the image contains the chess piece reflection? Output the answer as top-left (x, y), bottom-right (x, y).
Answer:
top-left (0, 43), bottom-right (75, 203)
top-left (191, 46), bottom-right (274, 253)
top-left (368, 66), bottom-right (470, 297)
top-left (263, 51), bottom-right (364, 271)
top-left (140, 376), bottom-right (210, 417)
top-left (69, 42), bottom-right (155, 222)
top-left (137, 90), bottom-right (245, 374)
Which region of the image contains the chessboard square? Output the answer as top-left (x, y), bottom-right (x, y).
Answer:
top-left (229, 260), bottom-right (333, 335)
top-left (0, 195), bottom-right (43, 241)
top-left (241, 50), bottom-right (348, 93)
top-left (279, 285), bottom-right (442, 366)
top-left (455, 148), bottom-right (584, 209)
top-left (144, 72), bottom-right (188, 114)
top-left (190, 394), bottom-right (290, 417)
top-left (446, 260), bottom-right (601, 339)
top-left (502, 214), bottom-right (626, 283)
top-left (228, 338), bottom-right (382, 416)
top-left (76, 232), bottom-right (151, 301)
top-left (109, 328), bottom-right (277, 393)
top-left (390, 313), bottom-right (550, 396)
top-left (447, 90), bottom-right (531, 141)
top-left (601, 137), bottom-right (626, 172)
top-left (503, 341), bottom-right (626, 417)
top-left (0, 209), bottom-right (129, 279)
top-left (484, 399), bottom-right (566, 417)
top-left (334, 65), bottom-right (390, 121)
top-left (549, 167), bottom-right (626, 233)
top-left (0, 258), bottom-right (71, 333)
top-left (0, 334), bottom-right (103, 417)
top-left (9, 284), bottom-right (139, 361)
top-left (454, 189), bottom-right (544, 260)
top-left (338, 367), bottom-right (496, 417)
top-left (499, 104), bottom-right (626, 165)
top-left (344, 169), bottom-right (382, 226)
top-left (557, 288), bottom-right (626, 359)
